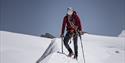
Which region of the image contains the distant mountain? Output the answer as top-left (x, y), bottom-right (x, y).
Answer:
top-left (118, 30), bottom-right (125, 37)
top-left (40, 33), bottom-right (55, 39)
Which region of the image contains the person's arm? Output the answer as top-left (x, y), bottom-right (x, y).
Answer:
top-left (76, 15), bottom-right (84, 35)
top-left (61, 17), bottom-right (66, 37)
top-left (76, 15), bottom-right (82, 31)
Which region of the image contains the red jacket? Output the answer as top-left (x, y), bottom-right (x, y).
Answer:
top-left (61, 11), bottom-right (82, 35)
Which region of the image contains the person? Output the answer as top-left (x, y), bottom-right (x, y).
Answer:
top-left (60, 7), bottom-right (83, 59)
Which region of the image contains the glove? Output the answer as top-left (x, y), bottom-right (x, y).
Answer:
top-left (79, 31), bottom-right (84, 35)
top-left (60, 34), bottom-right (64, 37)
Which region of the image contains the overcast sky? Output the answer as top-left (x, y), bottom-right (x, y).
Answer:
top-left (0, 0), bottom-right (125, 37)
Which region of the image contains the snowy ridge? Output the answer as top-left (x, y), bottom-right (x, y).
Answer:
top-left (0, 31), bottom-right (125, 63)
top-left (0, 31), bottom-right (52, 63)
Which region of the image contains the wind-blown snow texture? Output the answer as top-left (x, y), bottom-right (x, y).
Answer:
top-left (0, 31), bottom-right (125, 63)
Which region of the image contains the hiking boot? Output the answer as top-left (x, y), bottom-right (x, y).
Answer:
top-left (74, 55), bottom-right (78, 60)
top-left (68, 52), bottom-right (73, 57)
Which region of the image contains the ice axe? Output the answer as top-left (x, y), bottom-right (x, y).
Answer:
top-left (61, 36), bottom-right (64, 53)
top-left (78, 31), bottom-right (86, 63)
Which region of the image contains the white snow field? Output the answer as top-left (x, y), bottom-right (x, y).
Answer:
top-left (0, 31), bottom-right (125, 63)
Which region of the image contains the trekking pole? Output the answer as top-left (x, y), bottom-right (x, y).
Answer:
top-left (61, 37), bottom-right (64, 53)
top-left (78, 32), bottom-right (86, 63)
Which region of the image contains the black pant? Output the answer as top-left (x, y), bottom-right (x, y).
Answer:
top-left (64, 32), bottom-right (78, 57)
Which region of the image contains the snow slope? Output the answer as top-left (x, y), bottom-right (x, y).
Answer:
top-left (0, 31), bottom-right (125, 63)
top-left (0, 31), bottom-right (52, 63)
top-left (42, 34), bottom-right (125, 63)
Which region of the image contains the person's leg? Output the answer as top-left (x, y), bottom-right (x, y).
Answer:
top-left (64, 32), bottom-right (73, 54)
top-left (73, 35), bottom-right (78, 59)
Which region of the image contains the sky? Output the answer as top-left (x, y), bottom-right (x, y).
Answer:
top-left (0, 0), bottom-right (125, 37)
